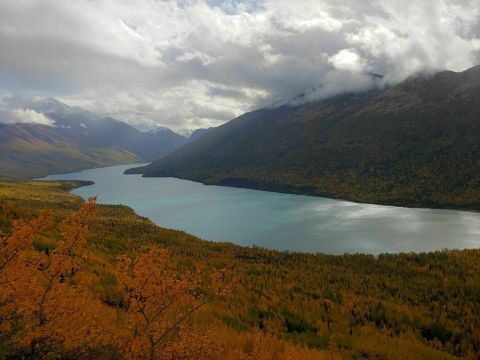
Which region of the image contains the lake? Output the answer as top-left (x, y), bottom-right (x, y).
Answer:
top-left (42, 164), bottom-right (480, 254)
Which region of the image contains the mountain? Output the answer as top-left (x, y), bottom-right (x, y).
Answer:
top-left (0, 98), bottom-right (187, 178)
top-left (188, 127), bottom-right (215, 141)
top-left (128, 65), bottom-right (480, 210)
top-left (0, 123), bottom-right (138, 178)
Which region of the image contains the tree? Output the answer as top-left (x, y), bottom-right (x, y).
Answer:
top-left (0, 197), bottom-right (115, 358)
top-left (117, 246), bottom-right (235, 360)
top-left (0, 197), bottom-right (236, 359)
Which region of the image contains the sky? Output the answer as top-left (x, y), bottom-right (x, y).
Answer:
top-left (0, 0), bottom-right (479, 133)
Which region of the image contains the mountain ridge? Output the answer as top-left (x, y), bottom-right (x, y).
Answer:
top-left (0, 98), bottom-right (188, 178)
top-left (128, 65), bottom-right (480, 210)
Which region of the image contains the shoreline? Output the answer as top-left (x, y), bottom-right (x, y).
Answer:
top-left (131, 172), bottom-right (480, 214)
top-left (61, 178), bottom-right (479, 256)
top-left (38, 167), bottom-right (480, 256)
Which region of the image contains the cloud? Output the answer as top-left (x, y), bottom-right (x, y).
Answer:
top-left (12, 108), bottom-right (56, 126)
top-left (0, 95), bottom-right (57, 126)
top-left (329, 49), bottom-right (366, 72)
top-left (0, 0), bottom-right (479, 132)
top-left (0, 104), bottom-right (56, 126)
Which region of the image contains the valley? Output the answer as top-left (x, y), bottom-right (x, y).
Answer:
top-left (0, 98), bottom-right (187, 178)
top-left (44, 164), bottom-right (480, 254)
top-left (2, 1), bottom-right (480, 358)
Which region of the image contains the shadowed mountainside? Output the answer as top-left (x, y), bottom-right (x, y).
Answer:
top-left (128, 65), bottom-right (480, 210)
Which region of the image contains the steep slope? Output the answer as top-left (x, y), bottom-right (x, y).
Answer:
top-left (129, 65), bottom-right (480, 209)
top-left (0, 98), bottom-right (187, 178)
top-left (0, 123), bottom-right (138, 178)
top-left (16, 97), bottom-right (188, 161)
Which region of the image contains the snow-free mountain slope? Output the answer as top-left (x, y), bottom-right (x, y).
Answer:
top-left (129, 66), bottom-right (480, 209)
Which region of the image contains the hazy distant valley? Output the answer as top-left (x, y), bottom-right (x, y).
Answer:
top-left (0, 97), bottom-right (188, 178)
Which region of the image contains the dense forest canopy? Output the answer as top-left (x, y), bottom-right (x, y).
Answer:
top-left (0, 178), bottom-right (478, 359)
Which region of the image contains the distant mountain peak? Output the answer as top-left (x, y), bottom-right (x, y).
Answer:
top-left (5, 95), bottom-right (68, 113)
top-left (0, 98), bottom-right (188, 178)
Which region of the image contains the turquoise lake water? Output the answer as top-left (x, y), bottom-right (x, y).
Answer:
top-left (43, 164), bottom-right (480, 254)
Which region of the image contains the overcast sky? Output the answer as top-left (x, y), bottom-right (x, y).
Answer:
top-left (0, 0), bottom-right (479, 133)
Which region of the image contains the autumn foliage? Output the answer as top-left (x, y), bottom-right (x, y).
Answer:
top-left (116, 246), bottom-right (235, 359)
top-left (3, 179), bottom-right (475, 359)
top-left (0, 198), bottom-right (236, 359)
top-left (1, 198), bottom-right (109, 357)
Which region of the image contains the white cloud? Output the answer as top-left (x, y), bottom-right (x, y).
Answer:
top-left (0, 0), bottom-right (478, 132)
top-left (329, 49), bottom-right (366, 72)
top-left (7, 108), bottom-right (55, 126)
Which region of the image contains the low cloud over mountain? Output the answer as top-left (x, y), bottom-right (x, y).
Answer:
top-left (0, 0), bottom-right (479, 132)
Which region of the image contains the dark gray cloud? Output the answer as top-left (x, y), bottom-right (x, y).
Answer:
top-left (0, 0), bottom-right (479, 132)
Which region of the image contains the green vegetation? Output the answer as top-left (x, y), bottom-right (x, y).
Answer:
top-left (131, 65), bottom-right (480, 210)
top-left (1, 178), bottom-right (478, 359)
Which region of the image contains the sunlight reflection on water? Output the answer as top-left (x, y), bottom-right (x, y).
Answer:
top-left (42, 164), bottom-right (480, 254)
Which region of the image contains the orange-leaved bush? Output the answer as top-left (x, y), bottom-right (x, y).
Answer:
top-left (0, 197), bottom-right (236, 360)
top-left (0, 197), bottom-right (116, 358)
top-left (116, 246), bottom-right (236, 360)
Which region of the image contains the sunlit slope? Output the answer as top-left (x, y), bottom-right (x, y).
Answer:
top-left (0, 98), bottom-right (187, 178)
top-left (0, 178), bottom-right (477, 359)
top-left (0, 123), bottom-right (139, 178)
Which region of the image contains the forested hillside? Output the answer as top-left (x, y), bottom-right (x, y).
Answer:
top-left (0, 178), bottom-right (478, 359)
top-left (129, 65), bottom-right (480, 210)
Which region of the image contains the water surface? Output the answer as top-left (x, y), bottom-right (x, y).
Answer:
top-left (43, 164), bottom-right (480, 254)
